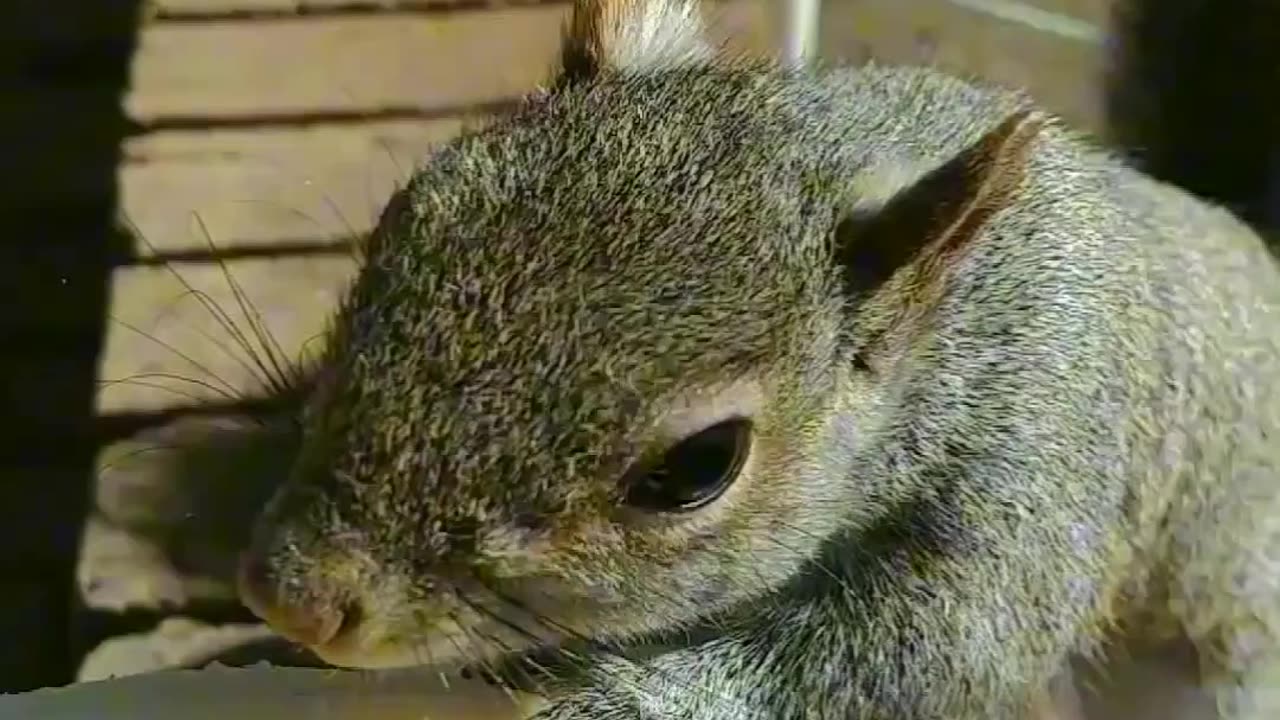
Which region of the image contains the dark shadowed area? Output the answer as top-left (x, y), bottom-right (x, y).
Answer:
top-left (0, 0), bottom-right (141, 691)
top-left (1106, 0), bottom-right (1280, 243)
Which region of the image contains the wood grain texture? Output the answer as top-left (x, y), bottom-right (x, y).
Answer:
top-left (98, 255), bottom-right (356, 413)
top-left (126, 8), bottom-right (569, 121)
top-left (120, 117), bottom-right (464, 254)
top-left (150, 0), bottom-right (485, 15)
top-left (1018, 0), bottom-right (1112, 27)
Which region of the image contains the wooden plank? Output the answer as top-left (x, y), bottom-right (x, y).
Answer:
top-left (126, 7), bottom-right (570, 122)
top-left (150, 0), bottom-right (464, 15)
top-left (97, 255), bottom-right (356, 414)
top-left (707, 0), bottom-right (775, 56)
top-left (151, 0), bottom-right (1116, 33)
top-left (1007, 0), bottom-right (1114, 28)
top-left (102, 0), bottom-right (777, 412)
top-left (819, 0), bottom-right (1106, 131)
top-left (938, 0), bottom-right (1111, 37)
top-left (120, 116), bottom-right (466, 255)
top-left (119, 0), bottom-right (773, 255)
top-left (128, 2), bottom-right (775, 122)
top-left (150, 0), bottom-right (535, 16)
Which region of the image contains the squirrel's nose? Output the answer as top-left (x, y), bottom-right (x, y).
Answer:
top-left (236, 550), bottom-right (349, 649)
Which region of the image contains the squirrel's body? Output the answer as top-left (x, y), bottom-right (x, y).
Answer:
top-left (236, 2), bottom-right (1280, 718)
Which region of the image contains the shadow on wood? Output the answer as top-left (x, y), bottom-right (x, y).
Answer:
top-left (0, 0), bottom-right (143, 692)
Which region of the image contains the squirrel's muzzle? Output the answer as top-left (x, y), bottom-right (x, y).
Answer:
top-left (236, 548), bottom-right (352, 650)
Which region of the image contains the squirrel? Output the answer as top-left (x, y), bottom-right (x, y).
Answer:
top-left (234, 0), bottom-right (1280, 717)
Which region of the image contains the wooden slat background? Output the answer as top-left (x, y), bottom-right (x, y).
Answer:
top-left (99, 0), bottom-right (782, 417)
top-left (47, 0), bottom-right (1128, 694)
top-left (83, 0), bottom-right (1113, 673)
top-left (101, 0), bottom-right (1113, 415)
top-left (1, 0), bottom-right (1257, 710)
top-left (1, 0), bottom-right (1272, 699)
top-left (127, 9), bottom-right (564, 121)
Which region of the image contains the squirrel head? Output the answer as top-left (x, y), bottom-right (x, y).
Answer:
top-left (238, 0), bottom-right (1045, 671)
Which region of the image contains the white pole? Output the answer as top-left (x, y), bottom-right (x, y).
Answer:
top-left (780, 0), bottom-right (821, 67)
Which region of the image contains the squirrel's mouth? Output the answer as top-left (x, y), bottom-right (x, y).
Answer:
top-left (299, 609), bottom-right (570, 680)
top-left (305, 632), bottom-right (458, 671)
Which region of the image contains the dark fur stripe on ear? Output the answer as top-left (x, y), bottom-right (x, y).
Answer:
top-left (835, 108), bottom-right (1047, 301)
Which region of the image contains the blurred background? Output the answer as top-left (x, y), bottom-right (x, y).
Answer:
top-left (1, 0), bottom-right (1277, 711)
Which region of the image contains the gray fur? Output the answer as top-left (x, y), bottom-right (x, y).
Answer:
top-left (240, 4), bottom-right (1280, 719)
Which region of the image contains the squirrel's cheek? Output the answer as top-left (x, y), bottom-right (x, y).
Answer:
top-left (472, 527), bottom-right (559, 580)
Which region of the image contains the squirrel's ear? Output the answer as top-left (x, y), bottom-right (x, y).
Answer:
top-left (557, 0), bottom-right (712, 84)
top-left (833, 109), bottom-right (1046, 305)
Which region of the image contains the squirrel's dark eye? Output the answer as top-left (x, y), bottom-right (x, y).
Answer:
top-left (622, 418), bottom-right (753, 513)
